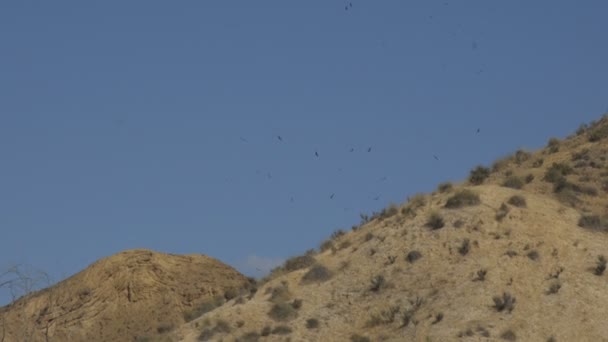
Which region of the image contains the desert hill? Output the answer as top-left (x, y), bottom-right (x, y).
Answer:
top-left (0, 249), bottom-right (252, 342)
top-left (167, 115), bottom-right (608, 341)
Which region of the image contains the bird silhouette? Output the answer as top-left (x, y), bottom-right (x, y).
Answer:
top-left (239, 137), bottom-right (248, 142)
top-left (350, 148), bottom-right (354, 152)
top-left (373, 195), bottom-right (380, 201)
top-left (330, 193), bottom-right (335, 199)
top-left (476, 128), bottom-right (481, 133)
top-left (367, 147), bottom-right (372, 152)
top-left (277, 135), bottom-right (283, 142)
top-left (315, 151), bottom-right (319, 157)
top-left (433, 155), bottom-right (439, 161)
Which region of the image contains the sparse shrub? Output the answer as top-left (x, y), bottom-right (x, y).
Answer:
top-left (260, 326), bottom-right (271, 336)
top-left (369, 275), bottom-right (386, 292)
top-left (380, 204), bottom-right (399, 219)
top-left (432, 313), bottom-right (444, 324)
top-left (525, 174), bottom-right (535, 183)
top-left (406, 250), bottom-right (422, 263)
top-left (578, 214), bottom-right (608, 232)
top-left (269, 282), bottom-right (291, 303)
top-left (547, 336), bottom-right (557, 342)
top-left (532, 159), bottom-right (544, 168)
top-left (350, 334), bottom-right (371, 342)
top-left (283, 255), bottom-right (316, 272)
top-left (589, 123), bottom-right (608, 142)
top-left (453, 219), bottom-right (464, 228)
top-left (459, 239), bottom-right (471, 256)
top-left (408, 193), bottom-right (426, 208)
top-left (492, 292), bottom-right (516, 313)
top-left (157, 323), bottom-right (175, 334)
top-left (224, 287), bottom-right (239, 301)
top-left (271, 325), bottom-right (293, 335)
top-left (544, 163), bottom-right (573, 183)
top-left (572, 148), bottom-right (590, 161)
top-left (500, 329), bottom-right (517, 341)
top-left (306, 318), bottom-right (319, 329)
top-left (546, 282), bottom-right (561, 295)
top-left (495, 203), bottom-right (510, 221)
top-left (360, 213), bottom-right (370, 224)
top-left (319, 239), bottom-right (334, 252)
top-left (474, 269), bottom-right (487, 281)
top-left (505, 250), bottom-right (518, 257)
top-left (367, 305), bottom-right (400, 327)
top-left (502, 175), bottom-right (524, 189)
top-left (437, 182), bottom-right (453, 193)
top-left (301, 264), bottom-right (332, 284)
top-left (268, 302), bottom-right (298, 322)
top-left (492, 156), bottom-right (511, 172)
top-left (291, 299), bottom-right (303, 310)
top-left (527, 250), bottom-right (540, 261)
top-left (507, 195), bottom-right (527, 208)
top-left (555, 188), bottom-right (581, 207)
top-left (338, 240), bottom-right (352, 250)
top-left (580, 185), bottom-right (599, 196)
top-left (184, 296), bottom-right (225, 322)
top-left (331, 229), bottom-right (346, 240)
top-left (364, 232), bottom-right (374, 242)
top-left (445, 190), bottom-right (480, 208)
top-left (469, 165), bottom-right (491, 185)
top-left (197, 319), bottom-right (231, 340)
top-left (547, 138), bottom-right (560, 153)
top-left (594, 255), bottom-right (606, 276)
top-left (425, 211), bottom-right (445, 230)
top-left (514, 149), bottom-right (531, 164)
top-left (577, 123), bottom-right (588, 135)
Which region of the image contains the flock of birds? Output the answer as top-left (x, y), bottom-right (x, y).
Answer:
top-left (237, 127), bottom-right (481, 208)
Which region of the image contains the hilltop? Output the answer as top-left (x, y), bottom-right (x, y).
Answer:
top-left (169, 115), bottom-right (608, 341)
top-left (0, 249), bottom-right (252, 342)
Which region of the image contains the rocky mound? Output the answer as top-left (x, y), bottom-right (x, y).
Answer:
top-left (0, 249), bottom-right (251, 342)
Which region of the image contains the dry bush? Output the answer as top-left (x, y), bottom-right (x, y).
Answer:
top-left (502, 176), bottom-right (524, 189)
top-left (350, 334), bottom-right (371, 342)
top-left (546, 138), bottom-right (560, 153)
top-left (367, 305), bottom-right (400, 327)
top-left (500, 329), bottom-right (517, 341)
top-left (469, 165), bottom-right (491, 185)
top-left (369, 275), bottom-right (386, 292)
top-left (507, 195), bottom-right (527, 208)
top-left (406, 250), bottom-right (422, 263)
top-left (492, 292), bottom-right (516, 313)
top-left (268, 303), bottom-right (298, 322)
top-left (301, 264), bottom-right (332, 284)
top-left (271, 325), bottom-right (292, 335)
top-left (306, 318), bottom-right (319, 329)
top-left (445, 190), bottom-right (481, 208)
top-left (283, 255), bottom-right (316, 272)
top-left (184, 296), bottom-right (225, 322)
top-left (425, 211), bottom-right (445, 230)
top-left (594, 255), bottom-right (607, 276)
top-left (458, 239), bottom-right (471, 256)
top-left (437, 182), bottom-right (453, 193)
top-left (495, 203), bottom-right (510, 221)
top-left (578, 214), bottom-right (608, 232)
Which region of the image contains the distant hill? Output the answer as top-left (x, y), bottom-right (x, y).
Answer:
top-left (0, 249), bottom-right (252, 342)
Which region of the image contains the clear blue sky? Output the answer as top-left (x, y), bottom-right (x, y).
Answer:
top-left (1, 1), bottom-right (606, 303)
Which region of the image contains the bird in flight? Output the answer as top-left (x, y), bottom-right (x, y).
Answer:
top-left (373, 195), bottom-right (380, 201)
top-left (350, 148), bottom-right (354, 152)
top-left (277, 135), bottom-right (283, 142)
top-left (239, 137), bottom-right (248, 142)
top-left (315, 151), bottom-right (319, 157)
top-left (433, 155), bottom-right (439, 161)
top-left (476, 128), bottom-right (481, 133)
top-left (367, 147), bottom-right (372, 152)
top-left (330, 193), bottom-right (335, 199)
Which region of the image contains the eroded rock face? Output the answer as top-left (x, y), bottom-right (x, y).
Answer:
top-left (0, 249), bottom-right (250, 342)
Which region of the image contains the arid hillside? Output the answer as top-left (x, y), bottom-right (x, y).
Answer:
top-left (166, 115), bottom-right (608, 341)
top-left (5, 115), bottom-right (608, 342)
top-left (0, 249), bottom-right (252, 342)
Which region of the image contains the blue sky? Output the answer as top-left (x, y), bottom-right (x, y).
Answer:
top-left (1, 1), bottom-right (606, 304)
